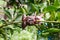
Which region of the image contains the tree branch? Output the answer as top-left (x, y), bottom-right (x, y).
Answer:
top-left (37, 20), bottom-right (60, 23)
top-left (0, 20), bottom-right (60, 28)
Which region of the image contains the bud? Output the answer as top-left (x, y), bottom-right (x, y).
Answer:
top-left (22, 14), bottom-right (44, 29)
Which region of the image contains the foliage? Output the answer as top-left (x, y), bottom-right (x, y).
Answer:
top-left (0, 0), bottom-right (60, 40)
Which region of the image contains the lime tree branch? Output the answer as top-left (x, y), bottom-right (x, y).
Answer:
top-left (0, 21), bottom-right (22, 28)
top-left (37, 20), bottom-right (60, 23)
top-left (0, 20), bottom-right (60, 28)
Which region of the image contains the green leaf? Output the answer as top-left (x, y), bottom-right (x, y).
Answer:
top-left (0, 20), bottom-right (6, 27)
top-left (44, 6), bottom-right (57, 12)
top-left (30, 4), bottom-right (39, 13)
top-left (0, 28), bottom-right (7, 40)
top-left (23, 7), bottom-right (29, 14)
top-left (56, 12), bottom-right (60, 20)
top-left (20, 7), bottom-right (27, 13)
top-left (7, 28), bottom-right (14, 35)
top-left (54, 0), bottom-right (60, 7)
top-left (48, 28), bottom-right (60, 33)
top-left (49, 12), bottom-right (55, 21)
top-left (42, 32), bottom-right (49, 37)
top-left (4, 9), bottom-right (12, 19)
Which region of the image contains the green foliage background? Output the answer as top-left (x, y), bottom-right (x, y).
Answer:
top-left (0, 0), bottom-right (60, 40)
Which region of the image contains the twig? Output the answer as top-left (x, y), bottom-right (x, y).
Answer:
top-left (37, 20), bottom-right (60, 23)
top-left (0, 21), bottom-right (22, 28)
top-left (0, 20), bottom-right (60, 28)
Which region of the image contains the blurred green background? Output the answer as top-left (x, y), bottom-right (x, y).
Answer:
top-left (0, 0), bottom-right (60, 40)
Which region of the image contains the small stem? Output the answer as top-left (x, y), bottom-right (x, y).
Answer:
top-left (0, 21), bottom-right (22, 28)
top-left (0, 20), bottom-right (60, 28)
top-left (37, 20), bottom-right (60, 23)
